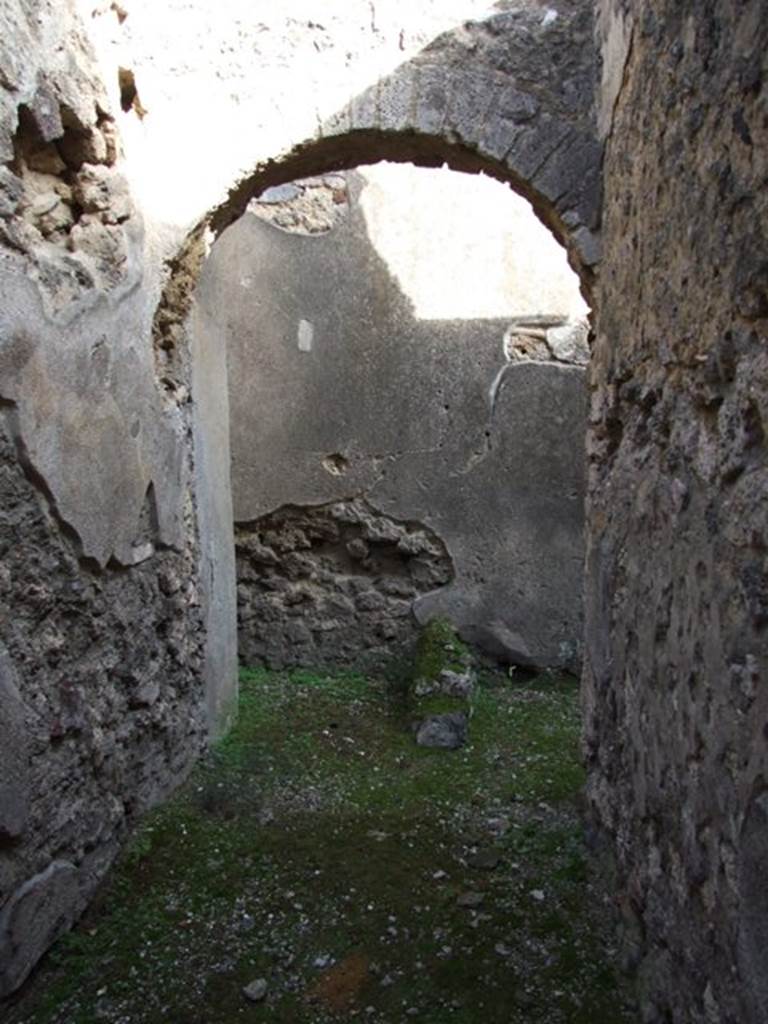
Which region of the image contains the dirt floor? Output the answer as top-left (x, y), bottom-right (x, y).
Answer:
top-left (2, 665), bottom-right (637, 1024)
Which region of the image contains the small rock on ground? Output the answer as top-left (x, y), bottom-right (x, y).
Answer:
top-left (456, 891), bottom-right (485, 908)
top-left (467, 849), bottom-right (501, 871)
top-left (243, 978), bottom-right (268, 1002)
top-left (415, 712), bottom-right (468, 749)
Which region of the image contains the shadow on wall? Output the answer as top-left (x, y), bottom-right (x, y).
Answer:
top-left (0, 0), bottom-right (603, 1001)
top-left (192, 168), bottom-right (589, 675)
top-left (153, 0), bottom-right (601, 751)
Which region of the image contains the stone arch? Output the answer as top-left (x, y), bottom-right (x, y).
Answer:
top-left (211, 124), bottom-right (600, 287)
top-left (221, 4), bottom-right (601, 277)
top-left (158, 1), bottom-right (602, 735)
top-left (157, 2), bottom-right (600, 347)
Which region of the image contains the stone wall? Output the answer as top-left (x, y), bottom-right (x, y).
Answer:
top-left (0, 419), bottom-right (206, 997)
top-left (7, 0), bottom-right (767, 1015)
top-left (216, 170), bottom-right (588, 673)
top-left (0, 0), bottom-right (222, 996)
top-left (236, 500), bottom-right (452, 672)
top-left (3, 0), bottom-right (766, 1015)
top-left (586, 3), bottom-right (768, 1022)
top-left (1, 1), bottom-right (602, 994)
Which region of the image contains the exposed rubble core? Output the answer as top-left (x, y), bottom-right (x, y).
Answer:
top-left (0, 59), bottom-right (139, 319)
top-left (504, 315), bottom-right (590, 366)
top-left (152, 226), bottom-right (207, 398)
top-left (236, 501), bottom-right (452, 672)
top-left (0, 421), bottom-right (206, 997)
top-left (249, 174), bottom-right (351, 235)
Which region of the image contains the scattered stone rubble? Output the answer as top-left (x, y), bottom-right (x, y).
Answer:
top-left (503, 316), bottom-right (590, 366)
top-left (249, 174), bottom-right (350, 234)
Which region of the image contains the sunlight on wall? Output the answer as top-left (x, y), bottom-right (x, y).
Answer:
top-left (79, 0), bottom-right (497, 231)
top-left (359, 163), bottom-right (588, 321)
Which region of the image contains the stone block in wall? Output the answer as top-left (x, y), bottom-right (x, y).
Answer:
top-left (0, 646), bottom-right (30, 844)
top-left (0, 861), bottom-right (78, 997)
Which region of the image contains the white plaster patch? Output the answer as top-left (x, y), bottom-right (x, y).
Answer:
top-left (597, 1), bottom-right (633, 139)
top-left (297, 319), bottom-right (314, 352)
top-left (129, 542), bottom-right (155, 565)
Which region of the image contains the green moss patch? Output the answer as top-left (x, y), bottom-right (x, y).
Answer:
top-left (6, 666), bottom-right (636, 1024)
top-left (412, 617), bottom-right (470, 683)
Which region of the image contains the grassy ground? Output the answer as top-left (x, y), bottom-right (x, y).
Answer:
top-left (3, 666), bottom-right (636, 1024)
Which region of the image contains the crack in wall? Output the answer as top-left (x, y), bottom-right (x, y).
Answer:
top-left (0, 400), bottom-right (101, 573)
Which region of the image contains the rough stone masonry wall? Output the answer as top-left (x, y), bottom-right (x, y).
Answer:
top-left (236, 500), bottom-right (452, 672)
top-left (0, 0), bottom-right (211, 996)
top-left (585, 3), bottom-right (768, 1022)
top-left (0, 0), bottom-right (604, 999)
top-left (0, 421), bottom-right (205, 998)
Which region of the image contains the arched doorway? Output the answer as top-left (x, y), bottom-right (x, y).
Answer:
top-left (159, 112), bottom-right (600, 733)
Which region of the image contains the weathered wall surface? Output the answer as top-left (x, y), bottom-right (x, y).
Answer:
top-left (217, 173), bottom-right (587, 672)
top-left (586, 3), bottom-right (768, 1022)
top-left (0, 0), bottom-right (215, 996)
top-left (236, 500), bottom-right (452, 671)
top-left (0, 421), bottom-right (206, 997)
top-left (1, 0), bottom-right (602, 1000)
top-left (5, 0), bottom-right (766, 1015)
